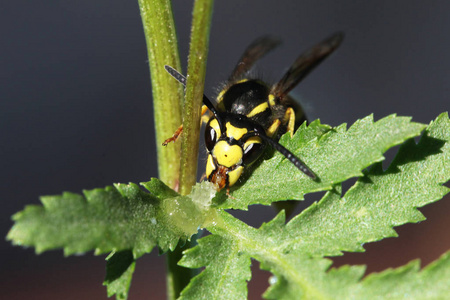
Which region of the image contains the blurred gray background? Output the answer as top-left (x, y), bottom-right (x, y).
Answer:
top-left (1, 1), bottom-right (449, 299)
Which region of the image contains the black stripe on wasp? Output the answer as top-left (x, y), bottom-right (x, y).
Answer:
top-left (163, 32), bottom-right (343, 193)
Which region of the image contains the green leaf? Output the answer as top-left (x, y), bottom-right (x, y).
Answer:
top-left (180, 113), bottom-right (450, 299)
top-left (356, 251), bottom-right (450, 299)
top-left (224, 115), bottom-right (426, 210)
top-left (262, 251), bottom-right (450, 299)
top-left (7, 114), bottom-right (449, 299)
top-left (104, 250), bottom-right (136, 300)
top-left (7, 179), bottom-right (216, 258)
top-left (284, 112), bottom-right (450, 258)
top-left (179, 235), bottom-right (251, 300)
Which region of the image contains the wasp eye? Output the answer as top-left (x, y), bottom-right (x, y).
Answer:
top-left (205, 118), bottom-right (222, 152)
top-left (242, 138), bottom-right (264, 165)
top-left (205, 123), bottom-right (217, 152)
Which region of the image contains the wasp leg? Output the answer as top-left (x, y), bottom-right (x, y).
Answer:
top-left (201, 110), bottom-right (211, 124)
top-left (282, 107), bottom-right (296, 137)
top-left (226, 188), bottom-right (237, 200)
top-left (162, 105), bottom-right (209, 146)
top-left (266, 119), bottom-right (281, 138)
top-left (162, 124), bottom-right (184, 146)
top-left (199, 172), bottom-right (207, 182)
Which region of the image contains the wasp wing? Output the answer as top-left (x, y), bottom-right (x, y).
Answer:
top-left (228, 35), bottom-right (281, 82)
top-left (271, 32), bottom-right (343, 100)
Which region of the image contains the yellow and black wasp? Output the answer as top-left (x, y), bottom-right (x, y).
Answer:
top-left (164, 32), bottom-right (343, 191)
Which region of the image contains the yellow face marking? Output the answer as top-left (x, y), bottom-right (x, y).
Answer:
top-left (268, 94), bottom-right (276, 107)
top-left (205, 154), bottom-right (216, 178)
top-left (266, 119), bottom-right (281, 137)
top-left (246, 102), bottom-right (269, 118)
top-left (209, 118), bottom-right (222, 138)
top-left (227, 166), bottom-right (244, 187)
top-left (243, 136), bottom-right (262, 151)
top-left (213, 140), bottom-right (243, 168)
top-left (225, 122), bottom-right (248, 140)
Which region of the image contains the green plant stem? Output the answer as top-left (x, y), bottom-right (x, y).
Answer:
top-left (166, 235), bottom-right (200, 300)
top-left (168, 1), bottom-right (214, 298)
top-left (138, 0), bottom-right (189, 299)
top-left (166, 247), bottom-right (188, 300)
top-left (138, 0), bottom-right (183, 190)
top-left (139, 0), bottom-right (213, 298)
top-left (179, 0), bottom-right (214, 196)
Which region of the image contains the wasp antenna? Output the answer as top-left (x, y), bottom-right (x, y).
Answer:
top-left (163, 65), bottom-right (225, 131)
top-left (164, 65), bottom-right (218, 113)
top-left (256, 133), bottom-right (316, 179)
top-left (164, 65), bottom-right (187, 85)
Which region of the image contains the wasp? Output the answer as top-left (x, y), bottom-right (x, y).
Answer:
top-left (164, 32), bottom-right (343, 191)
